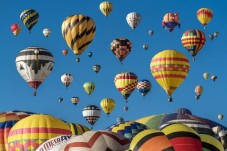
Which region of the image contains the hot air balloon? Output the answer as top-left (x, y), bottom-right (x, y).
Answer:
top-left (124, 106), bottom-right (128, 112)
top-left (10, 24), bottom-right (21, 36)
top-left (211, 75), bottom-right (217, 82)
top-left (100, 98), bottom-right (115, 116)
top-left (36, 135), bottom-right (71, 151)
top-left (67, 123), bottom-right (90, 135)
top-left (126, 12), bottom-right (141, 29)
top-left (43, 28), bottom-right (51, 37)
top-left (150, 49), bottom-right (190, 102)
top-left (129, 129), bottom-right (174, 151)
top-left (61, 14), bottom-right (96, 62)
top-left (59, 130), bottom-right (130, 151)
top-left (203, 73), bottom-right (209, 79)
top-left (58, 97), bottom-right (63, 103)
top-left (20, 9), bottom-right (39, 33)
top-left (137, 79), bottom-right (152, 96)
top-left (199, 134), bottom-right (225, 151)
top-left (7, 114), bottom-right (72, 151)
top-left (110, 38), bottom-right (132, 64)
top-left (99, 1), bottom-right (113, 17)
top-left (195, 85), bottom-right (203, 100)
top-left (143, 44), bottom-right (149, 50)
top-left (88, 52), bottom-right (93, 58)
top-left (62, 49), bottom-right (68, 56)
top-left (162, 13), bottom-right (180, 32)
top-left (181, 29), bottom-right (206, 61)
top-left (114, 72), bottom-right (138, 103)
top-left (148, 30), bottom-right (154, 36)
top-left (61, 73), bottom-right (73, 88)
top-left (213, 32), bottom-right (219, 37)
top-left (83, 82), bottom-right (95, 95)
top-left (82, 105), bottom-right (101, 129)
top-left (15, 47), bottom-right (54, 96)
top-left (106, 119), bottom-right (149, 141)
top-left (71, 97), bottom-right (79, 106)
top-left (209, 34), bottom-right (214, 40)
top-left (197, 8), bottom-right (213, 29)
top-left (161, 124), bottom-right (203, 151)
top-left (0, 111), bottom-right (34, 151)
top-left (93, 64), bottom-right (101, 73)
top-left (218, 114), bottom-right (224, 120)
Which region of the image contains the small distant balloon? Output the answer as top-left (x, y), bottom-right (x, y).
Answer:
top-left (62, 49), bottom-right (68, 56)
top-left (11, 24), bottom-right (21, 36)
top-left (218, 114), bottom-right (224, 120)
top-left (61, 73), bottom-right (73, 88)
top-left (58, 97), bottom-right (63, 103)
top-left (209, 34), bottom-right (214, 40)
top-left (162, 13), bottom-right (180, 32)
top-left (203, 73), bottom-right (209, 80)
top-left (43, 28), bottom-right (51, 37)
top-left (126, 12), bottom-right (141, 29)
top-left (211, 75), bottom-right (217, 82)
top-left (213, 32), bottom-right (219, 37)
top-left (124, 106), bottom-right (128, 112)
top-left (71, 97), bottom-right (79, 106)
top-left (143, 44), bottom-right (149, 50)
top-left (99, 1), bottom-right (113, 17)
top-left (197, 8), bottom-right (213, 29)
top-left (195, 85), bottom-right (203, 100)
top-left (88, 52), bottom-right (93, 58)
top-left (83, 82), bottom-right (96, 95)
top-left (93, 65), bottom-right (101, 73)
top-left (20, 9), bottom-right (39, 33)
top-left (148, 30), bottom-right (154, 36)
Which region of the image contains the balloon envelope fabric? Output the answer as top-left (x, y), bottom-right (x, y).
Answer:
top-left (59, 130), bottom-right (130, 151)
top-left (67, 123), bottom-right (90, 135)
top-left (7, 114), bottom-right (72, 151)
top-left (0, 110), bottom-right (34, 151)
top-left (129, 129), bottom-right (174, 151)
top-left (106, 121), bottom-right (149, 140)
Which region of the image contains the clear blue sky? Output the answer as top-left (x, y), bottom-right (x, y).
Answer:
top-left (1, 0), bottom-right (227, 130)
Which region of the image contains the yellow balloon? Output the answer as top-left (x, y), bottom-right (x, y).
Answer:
top-left (100, 1), bottom-right (113, 16)
top-left (83, 82), bottom-right (96, 95)
top-left (203, 73), bottom-right (209, 79)
top-left (150, 49), bottom-right (190, 102)
top-left (61, 14), bottom-right (96, 61)
top-left (196, 8), bottom-right (213, 28)
top-left (100, 98), bottom-right (115, 115)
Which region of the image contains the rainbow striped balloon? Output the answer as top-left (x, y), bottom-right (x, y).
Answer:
top-left (181, 29), bottom-right (206, 61)
top-left (7, 114), bottom-right (72, 151)
top-left (150, 49), bottom-right (190, 102)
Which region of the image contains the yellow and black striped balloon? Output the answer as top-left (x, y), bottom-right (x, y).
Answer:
top-left (61, 14), bottom-right (96, 59)
top-left (20, 9), bottom-right (39, 32)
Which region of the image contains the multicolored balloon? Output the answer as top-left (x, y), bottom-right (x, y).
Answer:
top-left (43, 28), bottom-right (51, 37)
top-left (110, 38), bottom-right (132, 64)
top-left (197, 8), bottom-right (213, 29)
top-left (83, 82), bottom-right (95, 95)
top-left (93, 64), bottom-right (101, 73)
top-left (162, 13), bottom-right (180, 32)
top-left (150, 49), bottom-right (190, 102)
top-left (199, 134), bottom-right (224, 151)
top-left (59, 130), bottom-right (130, 151)
top-left (181, 29), bottom-right (206, 61)
top-left (61, 73), bottom-right (73, 88)
top-left (0, 111), bottom-right (34, 151)
top-left (67, 123), bottom-right (90, 135)
top-left (99, 1), bottom-right (113, 16)
top-left (137, 79), bottom-right (152, 96)
top-left (10, 24), bottom-right (21, 36)
top-left (218, 114), bottom-right (224, 120)
top-left (114, 72), bottom-right (138, 103)
top-left (211, 75), bottom-right (217, 82)
top-left (129, 129), bottom-right (174, 151)
top-left (61, 14), bottom-right (96, 62)
top-left (20, 9), bottom-right (39, 33)
top-left (82, 105), bottom-right (101, 129)
top-left (100, 98), bottom-right (115, 116)
top-left (7, 114), bottom-right (72, 151)
top-left (15, 47), bottom-right (54, 96)
top-left (195, 85), bottom-right (203, 100)
top-left (126, 12), bottom-right (141, 29)
top-left (71, 97), bottom-right (79, 106)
